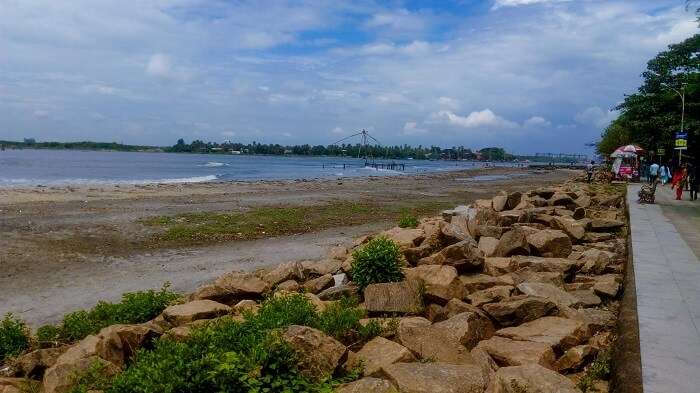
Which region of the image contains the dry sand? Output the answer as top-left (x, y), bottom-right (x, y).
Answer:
top-left (0, 167), bottom-right (576, 327)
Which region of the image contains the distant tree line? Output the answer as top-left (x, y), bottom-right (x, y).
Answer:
top-left (0, 139), bottom-right (158, 152)
top-left (165, 138), bottom-right (516, 161)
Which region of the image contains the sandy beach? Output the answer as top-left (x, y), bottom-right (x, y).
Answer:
top-left (0, 167), bottom-right (575, 326)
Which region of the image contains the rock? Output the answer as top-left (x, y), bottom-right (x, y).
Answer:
top-left (442, 205), bottom-right (470, 222)
top-left (516, 282), bottom-right (581, 308)
top-left (507, 268), bottom-right (565, 288)
top-left (481, 296), bottom-right (557, 327)
top-left (589, 219), bottom-right (625, 232)
top-left (418, 239), bottom-right (484, 273)
top-left (459, 274), bottom-right (512, 295)
top-left (425, 303), bottom-right (445, 322)
top-left (347, 337), bottom-right (414, 376)
top-left (195, 272), bottom-right (269, 304)
top-left (494, 228), bottom-right (530, 257)
top-left (381, 227), bottom-right (425, 249)
top-left (282, 325), bottom-right (346, 381)
top-left (478, 225), bottom-right (506, 239)
top-left (381, 362), bottom-right (487, 393)
top-left (554, 207), bottom-right (574, 217)
top-left (575, 194), bottom-right (591, 208)
top-left (336, 377), bottom-right (398, 393)
top-left (492, 194), bottom-right (508, 212)
top-left (498, 210), bottom-right (525, 227)
top-left (496, 316), bottom-right (590, 351)
top-left (582, 232), bottom-right (614, 243)
top-left (580, 249), bottom-right (614, 275)
top-left (568, 290), bottom-right (602, 308)
top-left (592, 274), bottom-right (622, 298)
top-left (395, 317), bottom-right (432, 337)
top-left (554, 345), bottom-right (597, 372)
top-left (318, 283), bottom-right (358, 301)
top-left (512, 256), bottom-right (578, 278)
top-left (526, 230), bottom-right (572, 258)
top-left (303, 274), bottom-right (334, 294)
top-left (232, 299), bottom-right (259, 315)
top-left (506, 192), bottom-right (522, 210)
top-left (549, 193), bottom-right (575, 206)
top-left (467, 286), bottom-right (513, 307)
top-left (301, 259), bottom-right (343, 277)
top-left (162, 300), bottom-right (231, 326)
top-left (329, 246), bottom-right (349, 260)
top-left (470, 347), bottom-right (498, 381)
top-left (276, 279), bottom-right (300, 292)
top-left (397, 312), bottom-right (491, 363)
top-left (484, 257), bottom-right (518, 275)
top-left (13, 347), bottom-right (67, 378)
top-left (0, 378), bottom-right (40, 393)
top-left (43, 357), bottom-right (120, 393)
top-left (96, 324), bottom-right (161, 363)
top-left (476, 336), bottom-right (555, 369)
top-left (478, 236), bottom-right (499, 257)
top-left (404, 265), bottom-right (459, 304)
top-left (531, 188), bottom-right (557, 199)
top-left (263, 261), bottom-right (304, 286)
top-left (487, 364), bottom-right (581, 393)
top-left (568, 308), bottom-right (616, 333)
top-left (441, 217), bottom-right (472, 244)
top-left (467, 207), bottom-right (501, 238)
top-left (551, 217), bottom-right (586, 241)
top-left (364, 281), bottom-right (423, 314)
top-left (573, 207), bottom-right (587, 219)
top-left (443, 298), bottom-right (484, 319)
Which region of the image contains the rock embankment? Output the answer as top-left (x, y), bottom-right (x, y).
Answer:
top-left (1, 182), bottom-right (626, 393)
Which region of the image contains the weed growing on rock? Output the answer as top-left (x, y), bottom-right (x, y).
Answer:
top-left (577, 348), bottom-right (612, 392)
top-left (398, 214), bottom-right (419, 228)
top-left (0, 313), bottom-right (30, 361)
top-left (37, 284), bottom-right (179, 343)
top-left (70, 294), bottom-right (371, 393)
top-left (351, 236), bottom-right (405, 291)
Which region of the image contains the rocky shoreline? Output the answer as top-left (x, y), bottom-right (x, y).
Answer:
top-left (0, 178), bottom-right (630, 393)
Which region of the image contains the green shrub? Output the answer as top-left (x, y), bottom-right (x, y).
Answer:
top-left (398, 214), bottom-right (419, 228)
top-left (351, 236), bottom-right (405, 291)
top-left (577, 348), bottom-right (612, 392)
top-left (0, 313), bottom-right (31, 361)
top-left (317, 297), bottom-right (366, 343)
top-left (38, 284), bottom-right (179, 343)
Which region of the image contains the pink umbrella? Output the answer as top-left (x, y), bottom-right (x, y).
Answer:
top-left (611, 144), bottom-right (645, 157)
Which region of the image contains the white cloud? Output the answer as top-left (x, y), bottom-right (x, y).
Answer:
top-left (575, 106), bottom-right (619, 128)
top-left (438, 97), bottom-right (460, 110)
top-left (402, 122), bottom-right (427, 135)
top-left (331, 127), bottom-right (344, 134)
top-left (432, 109), bottom-right (518, 129)
top-left (145, 53), bottom-right (189, 81)
top-left (524, 116), bottom-right (551, 127)
top-left (492, 0), bottom-right (569, 9)
top-left (221, 131), bottom-right (236, 137)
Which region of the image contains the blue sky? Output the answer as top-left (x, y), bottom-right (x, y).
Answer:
top-left (0, 0), bottom-right (697, 154)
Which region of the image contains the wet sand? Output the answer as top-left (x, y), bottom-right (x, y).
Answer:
top-left (0, 167), bottom-right (576, 326)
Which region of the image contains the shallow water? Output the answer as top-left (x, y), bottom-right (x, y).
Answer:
top-left (0, 149), bottom-right (519, 187)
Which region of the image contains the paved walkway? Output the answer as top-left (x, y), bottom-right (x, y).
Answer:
top-left (627, 184), bottom-right (700, 393)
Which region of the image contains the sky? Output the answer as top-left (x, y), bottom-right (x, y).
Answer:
top-left (0, 0), bottom-right (698, 154)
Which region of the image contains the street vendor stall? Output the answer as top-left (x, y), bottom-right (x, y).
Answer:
top-left (610, 144), bottom-right (644, 180)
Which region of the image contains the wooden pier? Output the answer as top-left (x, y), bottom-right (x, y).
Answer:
top-left (364, 161), bottom-right (405, 171)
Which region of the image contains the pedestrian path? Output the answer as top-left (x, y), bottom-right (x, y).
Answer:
top-left (627, 184), bottom-right (700, 393)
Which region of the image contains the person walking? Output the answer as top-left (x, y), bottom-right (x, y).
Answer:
top-left (659, 163), bottom-right (670, 185)
top-left (689, 163), bottom-right (698, 201)
top-left (649, 162), bottom-right (659, 184)
top-left (586, 160), bottom-right (595, 183)
top-left (672, 164), bottom-right (688, 200)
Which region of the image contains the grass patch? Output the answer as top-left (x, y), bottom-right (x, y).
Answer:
top-left (70, 293), bottom-right (379, 393)
top-left (37, 284), bottom-right (179, 344)
top-left (141, 200), bottom-right (454, 247)
top-left (0, 313), bottom-right (31, 362)
top-left (398, 214), bottom-right (419, 228)
top-left (577, 348), bottom-right (612, 392)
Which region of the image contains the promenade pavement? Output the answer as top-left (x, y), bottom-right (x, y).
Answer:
top-left (627, 184), bottom-right (700, 393)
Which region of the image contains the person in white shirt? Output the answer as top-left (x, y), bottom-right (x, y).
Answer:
top-left (649, 162), bottom-right (659, 184)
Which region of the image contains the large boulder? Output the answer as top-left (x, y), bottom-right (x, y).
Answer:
top-left (496, 316), bottom-right (590, 351)
top-left (476, 336), bottom-right (556, 369)
top-left (381, 227), bottom-right (425, 249)
top-left (481, 296), bottom-right (557, 327)
top-left (195, 272), bottom-right (269, 304)
top-left (301, 259), bottom-right (344, 277)
top-left (381, 362), bottom-right (487, 393)
top-left (484, 257), bottom-right (518, 276)
top-left (516, 282), bottom-right (581, 308)
top-left (303, 274), bottom-right (334, 294)
top-left (492, 194), bottom-right (508, 212)
top-left (459, 274), bottom-right (512, 295)
top-left (512, 256), bottom-right (578, 277)
top-left (467, 207), bottom-right (501, 238)
top-left (418, 239), bottom-right (484, 273)
top-left (282, 325), bottom-right (346, 381)
top-left (364, 280), bottom-right (424, 314)
top-left (262, 261), bottom-right (305, 286)
top-left (441, 216), bottom-right (472, 244)
top-left (43, 357), bottom-right (120, 393)
top-left (13, 347), bottom-right (67, 378)
top-left (591, 274), bottom-right (622, 298)
top-left (506, 267), bottom-right (565, 288)
top-left (526, 230), bottom-right (572, 258)
top-left (589, 219), bottom-right (625, 232)
top-left (487, 364), bottom-right (581, 393)
top-left (494, 228), bottom-right (530, 257)
top-left (554, 344), bottom-right (597, 372)
top-left (432, 311), bottom-right (495, 350)
top-left (506, 192), bottom-right (523, 210)
top-left (551, 217), bottom-right (586, 241)
top-left (467, 285), bottom-right (513, 307)
top-left (347, 337), bottom-right (414, 376)
top-left (548, 193), bottom-right (575, 207)
top-left (162, 300), bottom-right (231, 326)
top-left (336, 377), bottom-right (398, 393)
top-left (1, 378), bottom-right (40, 393)
top-left (478, 237), bottom-right (499, 257)
top-left (442, 298), bottom-right (484, 320)
top-left (404, 265), bottom-right (460, 304)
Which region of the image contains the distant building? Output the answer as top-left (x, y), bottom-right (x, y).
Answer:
top-left (24, 138), bottom-right (36, 144)
top-left (230, 150), bottom-right (242, 155)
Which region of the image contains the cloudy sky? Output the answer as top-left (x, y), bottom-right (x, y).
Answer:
top-left (0, 0), bottom-right (697, 154)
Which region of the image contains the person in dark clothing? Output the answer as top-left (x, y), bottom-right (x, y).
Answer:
top-left (689, 163), bottom-right (699, 201)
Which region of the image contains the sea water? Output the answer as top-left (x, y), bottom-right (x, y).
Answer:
top-left (0, 149), bottom-right (518, 187)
